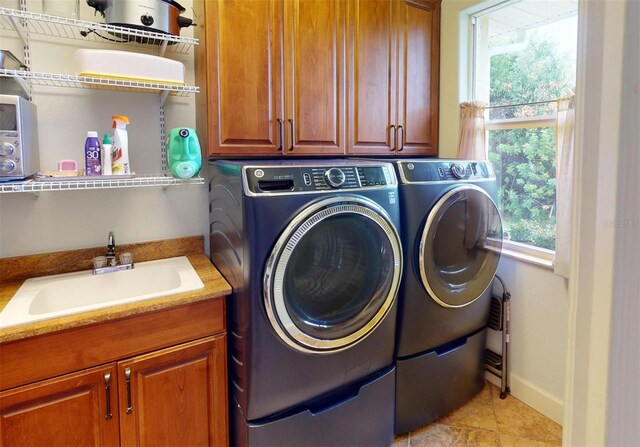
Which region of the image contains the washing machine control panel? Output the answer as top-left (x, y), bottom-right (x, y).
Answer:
top-left (324, 167), bottom-right (347, 188)
top-left (398, 160), bottom-right (495, 183)
top-left (244, 165), bottom-right (395, 194)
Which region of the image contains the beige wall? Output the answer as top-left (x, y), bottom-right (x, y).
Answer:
top-left (440, 0), bottom-right (569, 423)
top-left (0, 0), bottom-right (207, 257)
top-left (439, 0), bottom-right (478, 156)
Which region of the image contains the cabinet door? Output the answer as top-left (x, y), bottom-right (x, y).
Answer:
top-left (346, 0), bottom-right (398, 155)
top-left (0, 364), bottom-right (119, 447)
top-left (283, 0), bottom-right (346, 155)
top-left (396, 0), bottom-right (440, 155)
top-left (196, 0), bottom-right (284, 156)
top-left (118, 335), bottom-right (227, 447)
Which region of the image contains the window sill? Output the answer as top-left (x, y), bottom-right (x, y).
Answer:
top-left (500, 240), bottom-right (554, 269)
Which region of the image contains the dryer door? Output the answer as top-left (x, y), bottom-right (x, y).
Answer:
top-left (264, 196), bottom-right (402, 354)
top-left (418, 185), bottom-right (502, 308)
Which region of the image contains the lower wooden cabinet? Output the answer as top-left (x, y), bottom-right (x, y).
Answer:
top-left (0, 335), bottom-right (227, 447)
top-left (119, 336), bottom-right (228, 447)
top-left (0, 364), bottom-right (120, 447)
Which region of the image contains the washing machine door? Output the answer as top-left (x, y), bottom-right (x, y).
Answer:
top-left (264, 196), bottom-right (402, 354)
top-left (418, 184), bottom-right (502, 308)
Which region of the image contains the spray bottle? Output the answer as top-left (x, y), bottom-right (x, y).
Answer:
top-left (111, 115), bottom-right (130, 175)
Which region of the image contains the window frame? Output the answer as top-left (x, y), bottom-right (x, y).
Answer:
top-left (469, 1), bottom-right (578, 266)
top-left (484, 114), bottom-right (558, 266)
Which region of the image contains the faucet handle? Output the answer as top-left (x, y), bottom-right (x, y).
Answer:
top-left (119, 252), bottom-right (133, 265)
top-left (93, 256), bottom-right (107, 269)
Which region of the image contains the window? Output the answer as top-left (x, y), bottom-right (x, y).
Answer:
top-left (471, 0), bottom-right (578, 253)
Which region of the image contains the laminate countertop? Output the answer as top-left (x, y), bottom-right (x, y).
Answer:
top-left (0, 237), bottom-right (231, 344)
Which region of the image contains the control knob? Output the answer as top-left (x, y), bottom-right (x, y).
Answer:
top-left (450, 163), bottom-right (466, 179)
top-left (140, 14), bottom-right (154, 26)
top-left (0, 159), bottom-right (16, 174)
top-left (0, 142), bottom-right (15, 157)
top-left (324, 168), bottom-right (346, 188)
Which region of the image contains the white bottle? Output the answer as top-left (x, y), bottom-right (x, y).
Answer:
top-left (102, 134), bottom-right (112, 176)
top-left (111, 115), bottom-right (130, 175)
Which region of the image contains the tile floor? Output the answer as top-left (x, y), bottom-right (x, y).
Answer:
top-left (393, 382), bottom-right (562, 447)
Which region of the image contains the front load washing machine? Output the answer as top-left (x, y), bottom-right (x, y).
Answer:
top-left (209, 160), bottom-right (403, 446)
top-left (391, 159), bottom-right (503, 434)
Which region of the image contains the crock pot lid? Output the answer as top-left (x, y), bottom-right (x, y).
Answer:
top-left (160, 0), bottom-right (186, 13)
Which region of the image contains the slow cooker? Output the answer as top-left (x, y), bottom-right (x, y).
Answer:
top-left (87, 0), bottom-right (194, 37)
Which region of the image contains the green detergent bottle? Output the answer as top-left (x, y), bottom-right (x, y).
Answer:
top-left (166, 127), bottom-right (202, 179)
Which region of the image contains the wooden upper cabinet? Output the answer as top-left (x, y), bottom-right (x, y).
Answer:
top-left (196, 0), bottom-right (345, 157)
top-left (396, 0), bottom-right (440, 155)
top-left (0, 364), bottom-right (119, 447)
top-left (195, 0), bottom-right (284, 156)
top-left (196, 0), bottom-right (438, 158)
top-left (118, 336), bottom-right (228, 447)
top-left (283, 0), bottom-right (346, 155)
top-left (346, 0), bottom-right (440, 156)
top-left (346, 0), bottom-right (397, 154)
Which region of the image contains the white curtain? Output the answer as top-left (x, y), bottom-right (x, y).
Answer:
top-left (553, 95), bottom-right (576, 278)
top-left (457, 101), bottom-right (487, 160)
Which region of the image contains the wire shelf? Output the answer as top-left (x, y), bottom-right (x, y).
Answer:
top-left (0, 7), bottom-right (198, 54)
top-left (0, 175), bottom-right (204, 193)
top-left (0, 68), bottom-right (199, 96)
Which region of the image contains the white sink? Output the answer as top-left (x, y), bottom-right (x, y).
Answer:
top-left (0, 256), bottom-right (204, 330)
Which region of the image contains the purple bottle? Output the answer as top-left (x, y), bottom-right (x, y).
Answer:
top-left (85, 131), bottom-right (102, 176)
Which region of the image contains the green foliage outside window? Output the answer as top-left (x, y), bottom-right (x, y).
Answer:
top-left (488, 35), bottom-right (575, 251)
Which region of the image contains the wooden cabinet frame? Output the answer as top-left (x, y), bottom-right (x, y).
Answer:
top-left (346, 0), bottom-right (440, 156)
top-left (0, 299), bottom-right (228, 447)
top-left (196, 0), bottom-right (346, 157)
top-left (196, 0), bottom-right (440, 158)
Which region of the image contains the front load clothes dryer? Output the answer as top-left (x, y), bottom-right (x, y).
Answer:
top-left (208, 160), bottom-right (403, 446)
top-left (390, 159), bottom-right (503, 434)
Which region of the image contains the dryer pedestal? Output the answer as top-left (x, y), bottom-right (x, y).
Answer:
top-left (232, 367), bottom-right (395, 447)
top-left (395, 329), bottom-right (487, 434)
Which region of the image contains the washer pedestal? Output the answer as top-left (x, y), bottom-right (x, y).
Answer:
top-left (233, 367), bottom-right (395, 447)
top-left (395, 329), bottom-right (487, 434)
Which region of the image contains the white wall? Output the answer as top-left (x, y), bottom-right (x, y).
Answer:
top-left (0, 0), bottom-right (207, 257)
top-left (564, 0), bottom-right (639, 444)
top-left (440, 0), bottom-right (569, 423)
top-left (489, 258), bottom-right (568, 424)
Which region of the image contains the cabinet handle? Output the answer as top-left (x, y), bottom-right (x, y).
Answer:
top-left (277, 118), bottom-right (284, 151)
top-left (125, 367), bottom-right (133, 414)
top-left (104, 372), bottom-right (112, 420)
top-left (397, 125), bottom-right (404, 152)
top-left (390, 125), bottom-right (396, 151)
top-left (288, 119), bottom-right (295, 151)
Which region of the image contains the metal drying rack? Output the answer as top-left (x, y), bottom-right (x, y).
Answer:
top-left (485, 274), bottom-right (511, 399)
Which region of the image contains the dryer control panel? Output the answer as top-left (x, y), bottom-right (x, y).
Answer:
top-left (397, 160), bottom-right (495, 183)
top-left (243, 164), bottom-right (396, 195)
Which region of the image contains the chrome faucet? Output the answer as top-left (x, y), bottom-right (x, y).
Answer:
top-left (106, 231), bottom-right (116, 266)
top-left (92, 231), bottom-right (134, 275)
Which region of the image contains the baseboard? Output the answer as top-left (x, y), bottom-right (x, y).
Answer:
top-left (486, 372), bottom-right (564, 425)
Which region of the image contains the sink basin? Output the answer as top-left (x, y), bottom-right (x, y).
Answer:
top-left (0, 256), bottom-right (204, 329)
